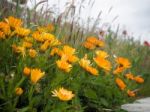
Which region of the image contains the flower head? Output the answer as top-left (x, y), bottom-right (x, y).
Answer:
top-left (63, 45), bottom-right (76, 56)
top-left (134, 76), bottom-right (144, 83)
top-left (32, 31), bottom-right (44, 42)
top-left (67, 55), bottom-right (79, 63)
top-left (50, 47), bottom-right (62, 56)
top-left (95, 50), bottom-right (109, 59)
top-left (52, 87), bottom-right (75, 101)
top-left (113, 66), bottom-right (125, 75)
top-left (42, 32), bottom-right (55, 41)
top-left (23, 67), bottom-right (31, 76)
top-left (24, 37), bottom-right (33, 43)
top-left (94, 56), bottom-right (111, 71)
top-left (125, 73), bottom-right (134, 80)
top-left (86, 66), bottom-right (99, 76)
top-left (49, 39), bottom-right (61, 47)
top-left (127, 90), bottom-right (135, 97)
top-left (86, 36), bottom-right (99, 44)
top-left (113, 57), bottom-right (131, 74)
top-left (15, 27), bottom-right (30, 37)
top-left (86, 36), bottom-right (105, 47)
top-left (79, 55), bottom-right (91, 68)
top-left (83, 41), bottom-right (96, 50)
top-left (116, 57), bottom-right (131, 69)
top-left (0, 22), bottom-right (11, 35)
top-left (30, 69), bottom-right (45, 84)
top-left (56, 59), bottom-right (72, 73)
top-left (29, 49), bottom-right (37, 58)
top-left (7, 16), bottom-right (22, 29)
top-left (23, 41), bottom-right (32, 48)
top-left (115, 78), bottom-right (126, 90)
top-left (79, 55), bottom-right (98, 76)
top-left (15, 87), bottom-right (23, 96)
top-left (40, 40), bottom-right (50, 52)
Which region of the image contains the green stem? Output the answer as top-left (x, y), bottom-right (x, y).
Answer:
top-left (15, 76), bottom-right (26, 88)
top-left (28, 85), bottom-right (35, 108)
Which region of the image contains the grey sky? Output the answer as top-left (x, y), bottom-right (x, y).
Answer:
top-left (27, 0), bottom-right (150, 42)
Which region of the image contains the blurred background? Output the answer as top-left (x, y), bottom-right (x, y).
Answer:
top-left (27, 0), bottom-right (150, 42)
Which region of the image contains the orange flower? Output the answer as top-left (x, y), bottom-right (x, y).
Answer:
top-left (7, 16), bottom-right (22, 28)
top-left (62, 45), bottom-right (76, 56)
top-left (95, 50), bottom-right (109, 59)
top-left (23, 67), bottom-right (31, 76)
top-left (79, 56), bottom-right (99, 76)
top-left (113, 57), bottom-right (131, 74)
top-left (86, 66), bottom-right (99, 76)
top-left (23, 41), bottom-right (32, 48)
top-left (86, 36), bottom-right (105, 47)
top-left (83, 41), bottom-right (96, 50)
top-left (52, 87), bottom-right (74, 101)
top-left (49, 38), bottom-right (61, 47)
top-left (24, 37), bottom-right (33, 43)
top-left (97, 40), bottom-right (105, 47)
top-left (60, 46), bottom-right (78, 63)
top-left (15, 27), bottom-right (30, 37)
top-left (0, 22), bottom-right (11, 35)
top-left (94, 56), bottom-right (111, 71)
top-left (56, 59), bottom-right (72, 72)
top-left (125, 73), bottom-right (134, 80)
top-left (68, 55), bottom-right (79, 63)
top-left (86, 36), bottom-right (98, 44)
top-left (115, 78), bottom-right (126, 90)
top-left (127, 90), bottom-right (135, 97)
top-left (29, 49), bottom-right (37, 58)
top-left (42, 32), bottom-right (55, 41)
top-left (32, 31), bottom-right (44, 42)
top-left (15, 87), bottom-right (23, 96)
top-left (79, 56), bottom-right (91, 68)
top-left (40, 40), bottom-right (50, 52)
top-left (134, 76), bottom-right (144, 83)
top-left (50, 46), bottom-right (77, 63)
top-left (30, 68), bottom-right (45, 84)
top-left (116, 57), bottom-right (131, 69)
top-left (50, 47), bottom-right (62, 56)
top-left (113, 67), bottom-right (125, 74)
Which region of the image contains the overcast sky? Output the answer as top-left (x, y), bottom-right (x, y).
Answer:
top-left (27, 0), bottom-right (150, 42)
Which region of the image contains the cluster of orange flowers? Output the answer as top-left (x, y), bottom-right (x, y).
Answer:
top-left (79, 54), bottom-right (98, 76)
top-left (23, 67), bottom-right (45, 84)
top-left (112, 58), bottom-right (144, 97)
top-left (0, 16), bottom-right (60, 58)
top-left (83, 36), bottom-right (105, 49)
top-left (0, 17), bottom-right (145, 101)
top-left (50, 45), bottom-right (79, 72)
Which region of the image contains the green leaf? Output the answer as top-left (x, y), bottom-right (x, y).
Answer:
top-left (84, 89), bottom-right (97, 99)
top-left (100, 98), bottom-right (109, 107)
top-left (17, 107), bottom-right (30, 112)
top-left (31, 95), bottom-right (42, 106)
